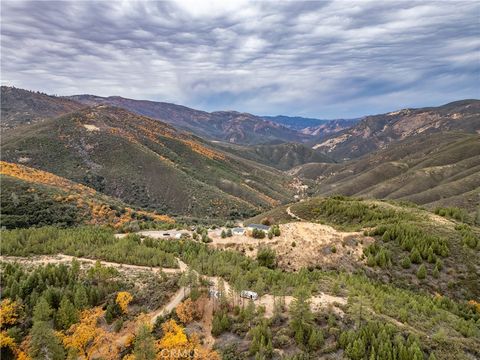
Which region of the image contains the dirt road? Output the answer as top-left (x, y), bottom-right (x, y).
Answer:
top-left (0, 254), bottom-right (181, 274)
top-left (286, 206), bottom-right (303, 220)
top-left (150, 287), bottom-right (189, 325)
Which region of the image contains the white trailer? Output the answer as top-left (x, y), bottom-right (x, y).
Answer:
top-left (240, 290), bottom-right (258, 300)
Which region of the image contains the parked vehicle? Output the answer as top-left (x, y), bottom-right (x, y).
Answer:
top-left (240, 290), bottom-right (258, 300)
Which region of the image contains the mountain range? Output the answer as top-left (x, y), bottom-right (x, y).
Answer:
top-left (1, 85), bottom-right (479, 221)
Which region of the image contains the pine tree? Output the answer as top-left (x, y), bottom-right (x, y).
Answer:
top-left (32, 297), bottom-right (52, 322)
top-left (74, 285), bottom-right (88, 309)
top-left (221, 230), bottom-right (227, 239)
top-left (289, 287), bottom-right (313, 347)
top-left (57, 296), bottom-right (78, 330)
top-left (307, 328), bottom-right (324, 351)
top-left (134, 324), bottom-right (156, 360)
top-left (416, 264), bottom-right (427, 279)
top-left (410, 248), bottom-right (422, 264)
top-left (401, 257), bottom-right (411, 269)
top-left (29, 320), bottom-right (65, 360)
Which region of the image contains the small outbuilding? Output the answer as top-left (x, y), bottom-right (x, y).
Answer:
top-left (232, 227), bottom-right (245, 235)
top-left (247, 224), bottom-right (270, 232)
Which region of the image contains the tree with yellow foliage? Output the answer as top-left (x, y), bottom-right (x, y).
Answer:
top-left (175, 299), bottom-right (195, 324)
top-left (0, 298), bottom-right (20, 328)
top-left (156, 319), bottom-right (220, 360)
top-left (0, 299), bottom-right (22, 357)
top-left (116, 291), bottom-right (134, 314)
top-left (63, 307), bottom-right (107, 359)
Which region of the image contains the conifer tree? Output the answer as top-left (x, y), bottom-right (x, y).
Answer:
top-left (133, 324), bottom-right (156, 360)
top-left (57, 296), bottom-right (78, 330)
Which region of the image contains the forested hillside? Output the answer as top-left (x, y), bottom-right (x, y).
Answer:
top-left (1, 106), bottom-right (294, 219)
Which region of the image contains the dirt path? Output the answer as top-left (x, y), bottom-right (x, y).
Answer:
top-left (150, 287), bottom-right (189, 325)
top-left (286, 206), bottom-right (303, 220)
top-left (0, 254), bottom-right (181, 274)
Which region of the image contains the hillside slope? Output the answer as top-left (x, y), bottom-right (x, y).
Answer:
top-left (68, 95), bottom-right (307, 145)
top-left (293, 133), bottom-right (480, 213)
top-left (1, 106), bottom-right (294, 218)
top-left (247, 196), bottom-right (480, 300)
top-left (0, 161), bottom-right (173, 229)
top-left (215, 142), bottom-right (334, 170)
top-left (313, 100), bottom-right (480, 160)
top-left (1, 86), bottom-right (85, 129)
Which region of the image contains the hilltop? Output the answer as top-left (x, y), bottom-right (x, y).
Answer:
top-left (0, 86), bottom-right (85, 129)
top-left (247, 196), bottom-right (480, 300)
top-left (215, 142), bottom-right (335, 171)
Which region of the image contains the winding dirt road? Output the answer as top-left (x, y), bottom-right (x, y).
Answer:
top-left (286, 206), bottom-right (303, 220)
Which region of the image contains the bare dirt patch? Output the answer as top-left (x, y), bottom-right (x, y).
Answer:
top-left (209, 222), bottom-right (374, 271)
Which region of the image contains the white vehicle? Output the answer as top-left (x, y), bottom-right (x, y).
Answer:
top-left (209, 289), bottom-right (221, 299)
top-left (240, 290), bottom-right (258, 300)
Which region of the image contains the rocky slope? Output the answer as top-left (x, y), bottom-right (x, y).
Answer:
top-left (313, 100), bottom-right (480, 160)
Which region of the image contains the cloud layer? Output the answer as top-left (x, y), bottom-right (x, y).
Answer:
top-left (1, 0), bottom-right (479, 118)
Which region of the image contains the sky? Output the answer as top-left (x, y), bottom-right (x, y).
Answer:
top-left (1, 0), bottom-right (479, 118)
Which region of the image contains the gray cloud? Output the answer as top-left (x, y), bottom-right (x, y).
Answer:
top-left (1, 0), bottom-right (479, 118)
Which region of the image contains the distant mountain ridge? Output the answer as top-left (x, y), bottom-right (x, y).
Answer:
top-left (264, 115), bottom-right (360, 137)
top-left (313, 99), bottom-right (480, 160)
top-left (67, 94), bottom-right (310, 145)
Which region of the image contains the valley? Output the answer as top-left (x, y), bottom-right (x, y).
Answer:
top-left (0, 86), bottom-right (479, 360)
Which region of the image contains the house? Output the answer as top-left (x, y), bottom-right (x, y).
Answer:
top-left (247, 224), bottom-right (270, 232)
top-left (240, 290), bottom-right (258, 300)
top-left (232, 227), bottom-right (245, 236)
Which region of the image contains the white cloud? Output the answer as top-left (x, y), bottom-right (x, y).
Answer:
top-left (1, 0), bottom-right (478, 118)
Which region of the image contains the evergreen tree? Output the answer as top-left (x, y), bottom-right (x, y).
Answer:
top-left (134, 324), bottom-right (156, 360)
top-left (29, 320), bottom-right (65, 360)
top-left (416, 264), bottom-right (427, 280)
top-left (307, 328), bottom-right (324, 351)
top-left (410, 248), bottom-right (422, 264)
top-left (32, 297), bottom-right (52, 322)
top-left (57, 296), bottom-right (78, 330)
top-left (221, 230), bottom-right (227, 239)
top-left (401, 257), bottom-right (411, 269)
top-left (74, 285), bottom-right (88, 309)
top-left (289, 287), bottom-right (313, 347)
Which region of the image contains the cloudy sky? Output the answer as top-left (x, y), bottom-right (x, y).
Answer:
top-left (1, 1), bottom-right (479, 118)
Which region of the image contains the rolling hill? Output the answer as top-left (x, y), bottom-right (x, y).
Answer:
top-left (313, 100), bottom-right (480, 160)
top-left (1, 86), bottom-right (85, 130)
top-left (215, 142), bottom-right (335, 171)
top-left (0, 161), bottom-right (173, 229)
top-left (247, 196), bottom-right (480, 300)
top-left (291, 132), bottom-right (480, 213)
top-left (1, 106), bottom-right (295, 219)
top-left (68, 94), bottom-right (308, 145)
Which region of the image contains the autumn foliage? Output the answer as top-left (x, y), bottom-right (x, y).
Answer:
top-left (116, 291), bottom-right (134, 314)
top-left (62, 307), bottom-right (111, 359)
top-left (175, 299), bottom-right (196, 324)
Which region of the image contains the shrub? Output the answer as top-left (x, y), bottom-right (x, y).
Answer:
top-left (417, 264), bottom-right (427, 280)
